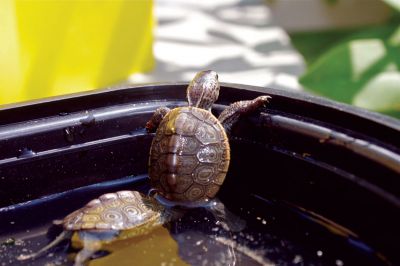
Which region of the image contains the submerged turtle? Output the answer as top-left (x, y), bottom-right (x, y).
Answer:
top-left (17, 191), bottom-right (167, 266)
top-left (146, 70), bottom-right (270, 205)
top-left (18, 70), bottom-right (270, 265)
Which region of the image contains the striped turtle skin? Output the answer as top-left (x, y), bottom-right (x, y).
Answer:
top-left (149, 106), bottom-right (230, 204)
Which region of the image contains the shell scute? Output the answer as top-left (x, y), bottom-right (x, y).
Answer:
top-left (190, 107), bottom-right (213, 122)
top-left (195, 123), bottom-right (222, 145)
top-left (157, 136), bottom-right (172, 153)
top-left (205, 184), bottom-right (220, 198)
top-left (148, 160), bottom-right (162, 181)
top-left (193, 165), bottom-right (216, 185)
top-left (159, 173), bottom-right (172, 193)
top-left (101, 193), bottom-right (118, 200)
top-left (118, 191), bottom-right (139, 203)
top-left (196, 144), bottom-right (223, 163)
top-left (95, 222), bottom-right (110, 230)
top-left (86, 199), bottom-right (101, 207)
top-left (172, 174), bottom-right (194, 193)
top-left (149, 140), bottom-right (162, 159)
top-left (176, 155), bottom-right (199, 174)
top-left (184, 184), bottom-right (206, 201)
top-left (175, 112), bottom-right (199, 135)
top-left (81, 223), bottom-right (96, 230)
top-left (213, 172), bottom-right (227, 185)
top-left (82, 214), bottom-right (101, 223)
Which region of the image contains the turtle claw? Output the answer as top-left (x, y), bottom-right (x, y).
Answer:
top-left (16, 253), bottom-right (33, 261)
top-left (218, 94), bottom-right (272, 134)
top-left (255, 95), bottom-right (271, 108)
top-left (259, 95), bottom-right (271, 101)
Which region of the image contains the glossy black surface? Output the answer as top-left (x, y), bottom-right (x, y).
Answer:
top-left (0, 84), bottom-right (399, 265)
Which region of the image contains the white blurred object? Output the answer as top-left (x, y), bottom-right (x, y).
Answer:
top-left (268, 0), bottom-right (391, 32)
top-left (130, 0), bottom-right (305, 90)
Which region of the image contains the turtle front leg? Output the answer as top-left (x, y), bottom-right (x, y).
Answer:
top-left (145, 107), bottom-right (170, 133)
top-left (218, 95), bottom-right (271, 134)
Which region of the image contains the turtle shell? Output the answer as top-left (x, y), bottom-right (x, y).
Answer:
top-left (62, 191), bottom-right (163, 231)
top-left (149, 107), bottom-right (230, 203)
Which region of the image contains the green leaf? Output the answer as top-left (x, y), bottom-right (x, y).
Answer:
top-left (383, 0), bottom-right (400, 12)
top-left (300, 24), bottom-right (400, 117)
top-left (353, 71), bottom-right (400, 118)
top-left (324, 0), bottom-right (339, 5)
top-left (290, 28), bottom-right (362, 65)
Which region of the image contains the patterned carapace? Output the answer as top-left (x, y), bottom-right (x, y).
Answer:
top-left (62, 190), bottom-right (163, 231)
top-left (149, 107), bottom-right (230, 203)
top-left (147, 70), bottom-right (270, 204)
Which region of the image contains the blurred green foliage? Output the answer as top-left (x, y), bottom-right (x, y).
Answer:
top-left (384, 0), bottom-right (400, 12)
top-left (291, 28), bottom-right (361, 65)
top-left (291, 0), bottom-right (400, 119)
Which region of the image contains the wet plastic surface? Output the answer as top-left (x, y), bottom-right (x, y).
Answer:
top-left (0, 83), bottom-right (399, 264)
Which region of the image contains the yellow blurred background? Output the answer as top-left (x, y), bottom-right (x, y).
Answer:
top-left (0, 0), bottom-right (154, 105)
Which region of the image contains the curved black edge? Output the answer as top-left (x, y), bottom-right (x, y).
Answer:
top-left (1, 82), bottom-right (399, 129)
top-left (220, 83), bottom-right (400, 131)
top-left (0, 83), bottom-right (185, 126)
top-left (0, 82), bottom-right (399, 155)
top-left (260, 113), bottom-right (400, 175)
top-left (218, 84), bottom-right (400, 149)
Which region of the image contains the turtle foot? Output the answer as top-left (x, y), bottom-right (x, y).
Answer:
top-left (210, 199), bottom-right (246, 232)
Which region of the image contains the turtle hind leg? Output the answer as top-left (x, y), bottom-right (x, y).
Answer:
top-left (145, 107), bottom-right (170, 133)
top-left (218, 96), bottom-right (271, 135)
top-left (209, 199), bottom-right (246, 232)
top-left (73, 231), bottom-right (116, 266)
top-left (17, 231), bottom-right (72, 261)
top-left (73, 243), bottom-right (100, 266)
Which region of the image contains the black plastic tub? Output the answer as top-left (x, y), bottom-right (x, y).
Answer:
top-left (0, 83), bottom-right (399, 265)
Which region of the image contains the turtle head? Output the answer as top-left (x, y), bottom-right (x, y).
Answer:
top-left (187, 70), bottom-right (220, 111)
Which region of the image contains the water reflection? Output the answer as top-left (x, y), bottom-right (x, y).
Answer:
top-left (0, 185), bottom-right (391, 266)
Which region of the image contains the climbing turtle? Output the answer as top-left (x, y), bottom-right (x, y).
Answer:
top-left (17, 191), bottom-right (168, 266)
top-left (146, 70), bottom-right (270, 205)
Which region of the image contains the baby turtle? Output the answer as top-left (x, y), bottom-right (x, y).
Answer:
top-left (17, 191), bottom-right (167, 266)
top-left (146, 70), bottom-right (270, 205)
